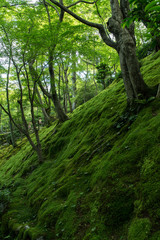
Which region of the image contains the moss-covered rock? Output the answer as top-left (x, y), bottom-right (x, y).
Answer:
top-left (141, 50), bottom-right (160, 87)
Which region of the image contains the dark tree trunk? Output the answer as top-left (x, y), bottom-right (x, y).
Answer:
top-left (61, 72), bottom-right (67, 113)
top-left (64, 68), bottom-right (73, 113)
top-left (6, 58), bottom-right (16, 147)
top-left (107, 0), bottom-right (150, 103)
top-left (58, 65), bottom-right (61, 100)
top-left (72, 70), bottom-right (77, 110)
top-left (49, 50), bottom-right (69, 122)
top-left (36, 86), bottom-right (51, 125)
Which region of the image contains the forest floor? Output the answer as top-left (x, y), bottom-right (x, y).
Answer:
top-left (0, 50), bottom-right (160, 240)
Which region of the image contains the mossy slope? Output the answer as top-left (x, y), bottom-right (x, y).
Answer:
top-left (0, 51), bottom-right (160, 240)
top-left (141, 50), bottom-right (160, 87)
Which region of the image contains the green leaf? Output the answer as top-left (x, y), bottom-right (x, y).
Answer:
top-left (147, 5), bottom-right (160, 12)
top-left (145, 1), bottom-right (158, 11)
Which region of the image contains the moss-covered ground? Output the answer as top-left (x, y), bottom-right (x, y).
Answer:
top-left (0, 51), bottom-right (160, 240)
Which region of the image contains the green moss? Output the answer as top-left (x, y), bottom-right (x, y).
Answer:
top-left (149, 231), bottom-right (160, 240)
top-left (141, 50), bottom-right (160, 87)
top-left (0, 53), bottom-right (160, 239)
top-left (128, 218), bottom-right (151, 240)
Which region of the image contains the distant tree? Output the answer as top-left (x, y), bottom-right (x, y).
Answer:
top-left (0, 24), bottom-right (44, 162)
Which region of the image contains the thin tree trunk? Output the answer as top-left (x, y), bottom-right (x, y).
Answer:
top-left (64, 68), bottom-right (73, 113)
top-left (61, 72), bottom-right (67, 113)
top-left (58, 65), bottom-right (61, 100)
top-left (6, 58), bottom-right (16, 147)
top-left (23, 61), bottom-right (43, 163)
top-left (93, 37), bottom-right (98, 95)
top-left (72, 71), bottom-right (77, 110)
top-left (36, 86), bottom-right (51, 125)
top-left (49, 50), bottom-right (69, 121)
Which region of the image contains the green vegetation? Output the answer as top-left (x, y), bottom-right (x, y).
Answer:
top-left (141, 50), bottom-right (160, 86)
top-left (0, 51), bottom-right (160, 239)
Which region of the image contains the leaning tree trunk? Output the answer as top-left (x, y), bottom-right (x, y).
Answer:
top-left (107, 0), bottom-right (150, 104)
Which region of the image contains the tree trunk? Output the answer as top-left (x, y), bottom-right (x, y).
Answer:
top-left (107, 0), bottom-right (150, 103)
top-left (64, 68), bottom-right (73, 113)
top-left (49, 50), bottom-right (69, 122)
top-left (58, 65), bottom-right (61, 100)
top-left (36, 86), bottom-right (51, 125)
top-left (6, 58), bottom-right (16, 147)
top-left (72, 70), bottom-right (77, 110)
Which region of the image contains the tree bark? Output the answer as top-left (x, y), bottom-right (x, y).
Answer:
top-left (49, 50), bottom-right (69, 121)
top-left (36, 86), bottom-right (51, 125)
top-left (6, 58), bottom-right (16, 147)
top-left (107, 0), bottom-right (150, 103)
top-left (63, 67), bottom-right (73, 113)
top-left (72, 70), bottom-right (77, 110)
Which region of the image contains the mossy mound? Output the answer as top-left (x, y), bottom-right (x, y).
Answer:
top-left (0, 52), bottom-right (160, 240)
top-left (141, 50), bottom-right (160, 87)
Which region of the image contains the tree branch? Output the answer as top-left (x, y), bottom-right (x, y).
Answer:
top-left (29, 62), bottom-right (52, 99)
top-left (67, 0), bottom-right (98, 8)
top-left (59, 0), bottom-right (64, 22)
top-left (41, 0), bottom-right (60, 17)
top-left (47, 0), bottom-right (117, 49)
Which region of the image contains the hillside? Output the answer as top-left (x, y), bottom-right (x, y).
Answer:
top-left (0, 51), bottom-right (160, 240)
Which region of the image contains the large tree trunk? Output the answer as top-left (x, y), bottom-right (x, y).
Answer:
top-left (108, 0), bottom-right (150, 103)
